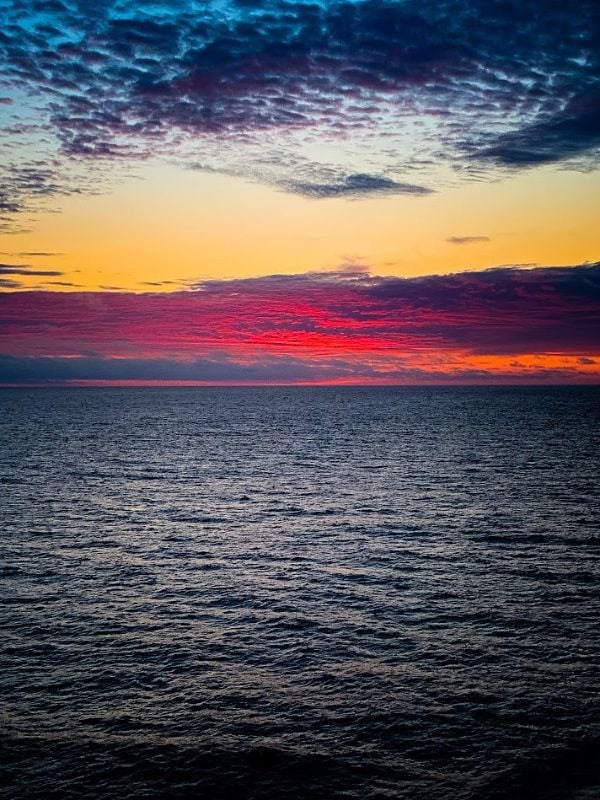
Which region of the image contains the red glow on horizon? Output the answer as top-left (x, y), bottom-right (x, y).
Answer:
top-left (1, 264), bottom-right (599, 384)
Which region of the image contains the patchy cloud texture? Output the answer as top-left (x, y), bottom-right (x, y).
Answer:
top-left (1, 263), bottom-right (598, 384)
top-left (0, 0), bottom-right (599, 224)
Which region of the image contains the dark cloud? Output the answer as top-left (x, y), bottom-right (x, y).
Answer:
top-left (0, 0), bottom-right (598, 218)
top-left (140, 280), bottom-right (185, 287)
top-left (0, 162), bottom-right (91, 230)
top-left (0, 264), bottom-right (64, 276)
top-left (12, 252), bottom-right (62, 257)
top-left (0, 166), bottom-right (70, 212)
top-left (474, 92), bottom-right (600, 167)
top-left (0, 352), bottom-right (593, 386)
top-left (446, 236), bottom-right (490, 245)
top-left (0, 353), bottom-right (348, 384)
top-left (280, 173), bottom-right (431, 199)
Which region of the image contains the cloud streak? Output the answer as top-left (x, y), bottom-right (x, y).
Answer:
top-left (0, 263), bottom-right (64, 277)
top-left (279, 173), bottom-right (432, 200)
top-left (446, 236), bottom-right (490, 245)
top-left (1, 262), bottom-right (598, 384)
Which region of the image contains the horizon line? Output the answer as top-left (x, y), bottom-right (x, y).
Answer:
top-left (1, 380), bottom-right (599, 389)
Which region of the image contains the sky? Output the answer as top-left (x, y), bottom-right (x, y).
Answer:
top-left (0, 0), bottom-right (599, 384)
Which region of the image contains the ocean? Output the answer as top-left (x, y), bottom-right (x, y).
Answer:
top-left (1, 386), bottom-right (599, 799)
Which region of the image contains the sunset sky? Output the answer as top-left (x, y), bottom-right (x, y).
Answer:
top-left (0, 0), bottom-right (598, 384)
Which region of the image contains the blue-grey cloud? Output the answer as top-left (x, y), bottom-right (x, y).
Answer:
top-left (0, 353), bottom-right (347, 384)
top-left (0, 162), bottom-right (88, 231)
top-left (474, 92), bottom-right (600, 167)
top-left (280, 173), bottom-right (431, 199)
top-left (0, 0), bottom-right (598, 223)
top-left (0, 351), bottom-right (595, 386)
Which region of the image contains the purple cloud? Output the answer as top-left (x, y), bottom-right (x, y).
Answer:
top-left (1, 262), bottom-right (598, 384)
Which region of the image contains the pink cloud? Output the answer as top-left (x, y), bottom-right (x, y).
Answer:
top-left (1, 263), bottom-right (599, 384)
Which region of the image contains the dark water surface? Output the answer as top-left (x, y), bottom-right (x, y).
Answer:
top-left (1, 386), bottom-right (599, 799)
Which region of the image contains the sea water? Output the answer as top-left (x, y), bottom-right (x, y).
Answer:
top-left (1, 386), bottom-right (599, 799)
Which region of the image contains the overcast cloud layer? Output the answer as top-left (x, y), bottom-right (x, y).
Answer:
top-left (0, 0), bottom-right (599, 225)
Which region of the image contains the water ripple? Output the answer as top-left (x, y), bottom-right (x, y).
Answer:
top-left (1, 386), bottom-right (599, 799)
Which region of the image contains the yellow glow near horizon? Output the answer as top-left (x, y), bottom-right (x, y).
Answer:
top-left (1, 162), bottom-right (599, 291)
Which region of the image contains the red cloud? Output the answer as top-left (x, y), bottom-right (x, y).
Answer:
top-left (1, 263), bottom-right (599, 384)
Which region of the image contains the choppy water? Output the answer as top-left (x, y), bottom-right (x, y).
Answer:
top-left (1, 386), bottom-right (599, 800)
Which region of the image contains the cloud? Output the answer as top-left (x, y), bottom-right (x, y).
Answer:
top-left (0, 264), bottom-right (64, 277)
top-left (41, 280), bottom-right (81, 287)
top-left (0, 165), bottom-right (73, 214)
top-left (0, 0), bottom-right (598, 222)
top-left (0, 162), bottom-right (95, 231)
top-left (0, 262), bottom-right (598, 384)
top-left (0, 353), bottom-right (594, 386)
top-left (473, 92), bottom-right (600, 167)
top-left (280, 173), bottom-right (432, 199)
top-left (5, 252), bottom-right (63, 258)
top-left (0, 353), bottom-right (354, 385)
top-left (446, 236), bottom-right (490, 245)
top-left (140, 280), bottom-right (186, 287)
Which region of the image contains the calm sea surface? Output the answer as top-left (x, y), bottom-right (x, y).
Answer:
top-left (1, 387), bottom-right (599, 799)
